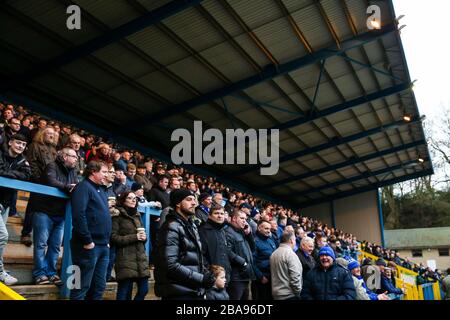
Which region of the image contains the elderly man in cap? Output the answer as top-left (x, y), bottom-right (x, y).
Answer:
top-left (154, 189), bottom-right (215, 300)
top-left (301, 246), bottom-right (356, 300)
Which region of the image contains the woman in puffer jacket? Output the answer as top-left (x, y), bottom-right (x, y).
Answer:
top-left (111, 191), bottom-right (150, 300)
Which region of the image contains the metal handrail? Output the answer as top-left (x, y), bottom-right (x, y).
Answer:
top-left (0, 176), bottom-right (161, 299)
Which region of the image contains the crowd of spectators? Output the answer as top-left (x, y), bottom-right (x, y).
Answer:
top-left (0, 102), bottom-right (448, 300)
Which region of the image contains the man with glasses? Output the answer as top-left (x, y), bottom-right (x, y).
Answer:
top-left (31, 147), bottom-right (79, 285)
top-left (0, 117), bottom-right (21, 150)
top-left (0, 134), bottom-right (31, 285)
top-left (67, 133), bottom-right (86, 178)
top-left (70, 161), bottom-right (111, 300)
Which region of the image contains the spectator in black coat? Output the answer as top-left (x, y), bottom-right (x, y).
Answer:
top-left (154, 189), bottom-right (215, 300)
top-left (32, 148), bottom-right (78, 285)
top-left (199, 205), bottom-right (245, 284)
top-left (301, 246), bottom-right (356, 300)
top-left (225, 210), bottom-right (256, 300)
top-left (296, 236), bottom-right (316, 279)
top-left (0, 134), bottom-right (30, 285)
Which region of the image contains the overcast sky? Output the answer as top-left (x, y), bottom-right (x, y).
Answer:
top-left (393, 0), bottom-right (450, 121)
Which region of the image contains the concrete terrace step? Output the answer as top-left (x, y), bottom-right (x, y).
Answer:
top-left (10, 279), bottom-right (159, 300)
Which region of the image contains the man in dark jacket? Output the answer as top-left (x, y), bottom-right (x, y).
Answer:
top-left (199, 204), bottom-right (245, 284)
top-left (225, 210), bottom-right (256, 300)
top-left (31, 147), bottom-right (78, 285)
top-left (195, 192), bottom-right (212, 226)
top-left (154, 189), bottom-right (215, 300)
top-left (301, 246), bottom-right (356, 300)
top-left (296, 236), bottom-right (316, 278)
top-left (252, 220), bottom-right (277, 300)
top-left (0, 134), bottom-right (30, 285)
top-left (21, 126), bottom-right (57, 246)
top-left (70, 161), bottom-right (111, 300)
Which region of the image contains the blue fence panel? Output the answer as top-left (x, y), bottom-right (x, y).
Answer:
top-left (0, 177), bottom-right (70, 298)
top-left (422, 283), bottom-right (435, 300)
top-left (138, 207), bottom-right (161, 259)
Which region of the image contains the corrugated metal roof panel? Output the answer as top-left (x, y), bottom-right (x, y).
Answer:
top-left (227, 0), bottom-right (283, 29)
top-left (291, 4), bottom-right (334, 50)
top-left (164, 7), bottom-right (224, 52)
top-left (93, 43), bottom-right (155, 79)
top-left (137, 70), bottom-right (194, 104)
top-left (166, 56), bottom-right (224, 92)
top-left (0, 11), bottom-right (64, 61)
top-left (6, 0), bottom-right (101, 46)
top-left (320, 0), bottom-right (353, 40)
top-left (75, 0), bottom-right (140, 29)
top-left (127, 26), bottom-right (187, 66)
top-left (252, 18), bottom-right (307, 64)
top-left (136, 0), bottom-right (173, 12)
top-left (199, 41), bottom-right (256, 82)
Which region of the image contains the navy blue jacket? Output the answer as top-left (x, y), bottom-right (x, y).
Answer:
top-left (253, 232), bottom-right (277, 280)
top-left (380, 275), bottom-right (403, 295)
top-left (301, 263), bottom-right (356, 300)
top-left (71, 178), bottom-right (111, 246)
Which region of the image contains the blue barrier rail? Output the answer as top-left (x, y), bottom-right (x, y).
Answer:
top-left (0, 176), bottom-right (161, 299)
top-left (421, 283), bottom-right (435, 300)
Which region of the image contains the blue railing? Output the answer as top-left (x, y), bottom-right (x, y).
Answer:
top-left (0, 176), bottom-right (160, 299)
top-left (421, 283), bottom-right (435, 300)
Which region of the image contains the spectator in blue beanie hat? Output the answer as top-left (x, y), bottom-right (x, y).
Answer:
top-left (301, 245), bottom-right (356, 300)
top-left (348, 259), bottom-right (389, 300)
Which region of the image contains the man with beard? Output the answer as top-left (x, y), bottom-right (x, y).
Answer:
top-left (301, 246), bottom-right (356, 300)
top-left (154, 189), bottom-right (215, 300)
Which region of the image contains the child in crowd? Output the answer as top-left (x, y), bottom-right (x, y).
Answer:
top-left (206, 265), bottom-right (229, 300)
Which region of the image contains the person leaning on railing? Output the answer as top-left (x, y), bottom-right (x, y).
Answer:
top-left (0, 134), bottom-right (31, 285)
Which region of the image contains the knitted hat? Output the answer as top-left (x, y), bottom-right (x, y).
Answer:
top-left (170, 189), bottom-right (194, 208)
top-left (131, 182), bottom-right (143, 192)
top-left (199, 192), bottom-right (212, 203)
top-left (376, 258), bottom-right (387, 267)
top-left (318, 246), bottom-right (336, 260)
top-left (348, 259), bottom-right (360, 271)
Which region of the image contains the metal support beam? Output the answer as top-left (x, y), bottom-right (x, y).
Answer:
top-left (0, 0), bottom-right (203, 92)
top-left (262, 139), bottom-right (426, 189)
top-left (237, 116), bottom-right (420, 175)
top-left (271, 82), bottom-right (411, 132)
top-left (377, 188), bottom-right (386, 247)
top-left (292, 159), bottom-right (420, 197)
top-left (127, 23), bottom-right (397, 127)
top-left (312, 59), bottom-right (326, 108)
top-left (296, 168), bottom-right (433, 209)
top-left (330, 200), bottom-right (336, 228)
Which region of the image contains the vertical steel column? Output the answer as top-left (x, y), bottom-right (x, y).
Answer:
top-left (330, 200), bottom-right (336, 228)
top-left (60, 203), bottom-right (73, 299)
top-left (376, 188), bottom-right (386, 247)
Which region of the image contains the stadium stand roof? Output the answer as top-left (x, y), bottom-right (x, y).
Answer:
top-left (0, 0), bottom-right (432, 209)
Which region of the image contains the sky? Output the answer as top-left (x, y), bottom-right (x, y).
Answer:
top-left (393, 0), bottom-right (450, 121)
